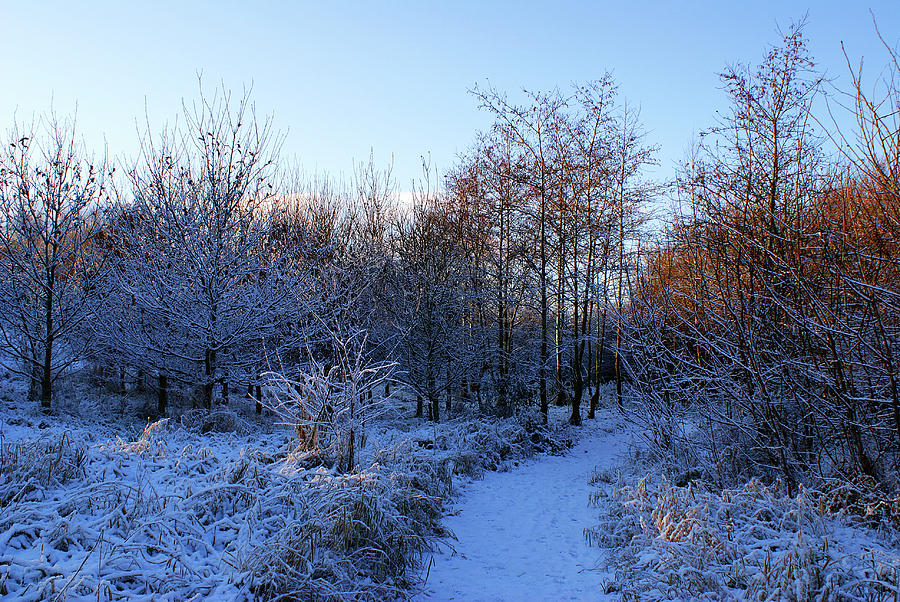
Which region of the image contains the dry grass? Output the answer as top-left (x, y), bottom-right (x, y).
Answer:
top-left (586, 474), bottom-right (900, 600)
top-left (0, 433), bottom-right (87, 506)
top-left (0, 399), bottom-right (577, 600)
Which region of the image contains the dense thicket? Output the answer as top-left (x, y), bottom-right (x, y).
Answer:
top-left (0, 79), bottom-right (652, 429)
top-left (627, 24), bottom-right (900, 492)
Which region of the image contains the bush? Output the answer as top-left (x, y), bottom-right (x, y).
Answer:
top-left (246, 465), bottom-right (443, 600)
top-left (817, 475), bottom-right (900, 530)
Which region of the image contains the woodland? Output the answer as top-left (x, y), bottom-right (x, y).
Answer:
top-left (0, 21), bottom-right (899, 600)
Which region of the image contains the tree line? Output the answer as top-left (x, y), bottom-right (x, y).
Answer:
top-left (1, 22), bottom-right (898, 491)
top-left (627, 23), bottom-right (900, 492)
top-left (0, 79), bottom-right (652, 429)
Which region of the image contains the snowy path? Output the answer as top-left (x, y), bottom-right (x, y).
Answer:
top-left (417, 411), bottom-right (627, 601)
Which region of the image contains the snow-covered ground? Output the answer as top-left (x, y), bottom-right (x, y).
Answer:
top-left (3, 366), bottom-right (897, 601)
top-left (417, 408), bottom-right (630, 601)
top-left (0, 369), bottom-right (595, 600)
top-left (417, 400), bottom-right (900, 601)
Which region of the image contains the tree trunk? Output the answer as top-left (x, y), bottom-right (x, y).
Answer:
top-left (540, 182), bottom-right (549, 424)
top-left (430, 392), bottom-right (440, 423)
top-left (586, 338), bottom-right (595, 419)
top-left (346, 426), bottom-right (355, 472)
top-left (347, 375), bottom-right (357, 471)
top-left (41, 256), bottom-right (56, 412)
top-left (615, 332), bottom-right (623, 411)
top-left (203, 348), bottom-right (215, 410)
top-left (570, 360), bottom-right (583, 426)
top-left (41, 339), bottom-right (53, 412)
top-left (28, 361), bottom-right (39, 401)
top-left (426, 344), bottom-right (438, 421)
top-left (158, 373), bottom-right (168, 416)
top-left (590, 286), bottom-right (608, 418)
top-left (555, 233), bottom-right (566, 408)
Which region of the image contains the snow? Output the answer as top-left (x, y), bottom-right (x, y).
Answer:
top-left (417, 408), bottom-right (630, 602)
top-left (0, 371), bottom-right (602, 600)
top-left (2, 368), bottom-right (896, 600)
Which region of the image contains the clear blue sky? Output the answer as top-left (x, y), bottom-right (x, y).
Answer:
top-left (2, 1), bottom-right (898, 190)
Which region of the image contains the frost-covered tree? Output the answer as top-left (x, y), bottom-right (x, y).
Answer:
top-left (627, 23), bottom-right (845, 491)
top-left (391, 181), bottom-right (470, 422)
top-left (446, 80), bottom-right (654, 423)
top-left (102, 87), bottom-right (298, 410)
top-left (0, 116), bottom-right (108, 410)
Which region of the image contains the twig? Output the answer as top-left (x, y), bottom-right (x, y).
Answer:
top-left (52, 530), bottom-right (103, 602)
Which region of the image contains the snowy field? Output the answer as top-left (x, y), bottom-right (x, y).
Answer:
top-left (0, 369), bottom-right (580, 600)
top-left (1, 368), bottom-right (898, 601)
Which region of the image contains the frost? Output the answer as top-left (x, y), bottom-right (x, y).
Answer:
top-left (587, 472), bottom-right (900, 600)
top-left (0, 388), bottom-right (577, 600)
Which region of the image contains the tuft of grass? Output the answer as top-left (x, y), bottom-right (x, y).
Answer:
top-left (817, 475), bottom-right (900, 530)
top-left (0, 433), bottom-right (87, 505)
top-left (244, 462), bottom-right (445, 600)
top-left (108, 418), bottom-right (169, 458)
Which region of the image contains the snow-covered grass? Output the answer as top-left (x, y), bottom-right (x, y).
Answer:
top-left (368, 406), bottom-right (573, 482)
top-left (586, 466), bottom-right (900, 600)
top-left (0, 415), bottom-right (440, 599)
top-left (0, 372), bottom-right (577, 600)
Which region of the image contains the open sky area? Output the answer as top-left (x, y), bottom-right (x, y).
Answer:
top-left (2, 1), bottom-right (899, 192)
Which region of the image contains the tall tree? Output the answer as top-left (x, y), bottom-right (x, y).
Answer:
top-left (392, 173), bottom-right (468, 422)
top-left (472, 85), bottom-right (565, 423)
top-left (629, 23), bottom-right (836, 490)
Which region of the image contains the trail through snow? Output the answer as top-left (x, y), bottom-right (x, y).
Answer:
top-left (417, 409), bottom-right (628, 601)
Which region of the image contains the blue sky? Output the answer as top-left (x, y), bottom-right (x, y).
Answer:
top-left (2, 1), bottom-right (898, 190)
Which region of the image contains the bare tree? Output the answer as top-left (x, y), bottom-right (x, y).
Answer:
top-left (471, 85), bottom-right (567, 423)
top-left (108, 85), bottom-right (292, 410)
top-left (0, 116), bottom-right (108, 410)
top-left (461, 81), bottom-right (655, 425)
top-left (391, 169), bottom-right (469, 422)
top-left (628, 23), bottom-right (849, 491)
